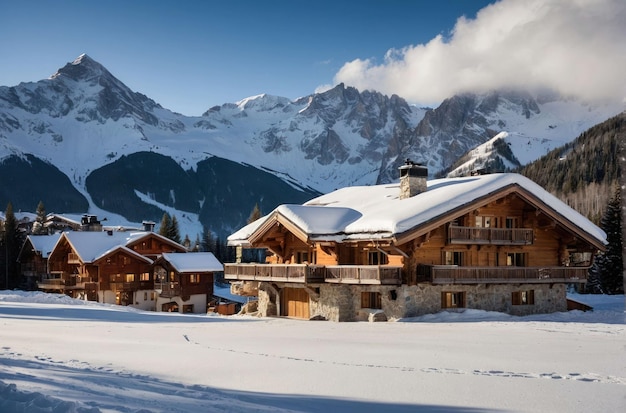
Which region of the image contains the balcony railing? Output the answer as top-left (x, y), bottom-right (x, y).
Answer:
top-left (154, 282), bottom-right (181, 298)
top-left (38, 274), bottom-right (95, 290)
top-left (448, 226), bottom-right (534, 245)
top-left (417, 264), bottom-right (588, 284)
top-left (224, 263), bottom-right (402, 285)
top-left (224, 263), bottom-right (326, 283)
top-left (109, 281), bottom-right (153, 292)
top-left (324, 265), bottom-right (403, 285)
top-left (37, 278), bottom-right (66, 289)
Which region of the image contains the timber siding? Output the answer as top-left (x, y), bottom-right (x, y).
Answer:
top-left (226, 172), bottom-right (603, 321)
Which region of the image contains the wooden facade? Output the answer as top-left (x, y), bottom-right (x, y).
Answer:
top-left (40, 231), bottom-right (188, 309)
top-left (152, 253), bottom-right (217, 314)
top-left (225, 172), bottom-right (604, 321)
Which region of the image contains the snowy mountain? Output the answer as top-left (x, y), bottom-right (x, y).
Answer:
top-left (0, 54), bottom-right (623, 238)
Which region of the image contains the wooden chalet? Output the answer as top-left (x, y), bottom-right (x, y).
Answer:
top-left (152, 252), bottom-right (223, 313)
top-left (225, 162), bottom-right (606, 321)
top-left (18, 234), bottom-right (62, 290)
top-left (42, 230), bottom-right (187, 309)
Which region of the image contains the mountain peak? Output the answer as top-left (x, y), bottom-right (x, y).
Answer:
top-left (72, 53), bottom-right (91, 65)
top-left (50, 53), bottom-right (108, 81)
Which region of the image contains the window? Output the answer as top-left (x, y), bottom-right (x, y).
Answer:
top-left (512, 290), bottom-right (535, 305)
top-left (475, 216), bottom-right (496, 228)
top-left (120, 256), bottom-right (130, 266)
top-left (441, 292), bottom-right (466, 308)
top-left (295, 251), bottom-right (309, 264)
top-left (361, 291), bottom-right (382, 309)
top-left (150, 292), bottom-right (155, 301)
top-left (443, 251), bottom-right (464, 266)
top-left (189, 274), bottom-right (200, 284)
top-left (505, 217), bottom-right (519, 229)
top-left (368, 251), bottom-right (388, 265)
top-left (125, 273), bottom-right (135, 282)
top-left (570, 252), bottom-right (592, 266)
top-left (143, 292), bottom-right (148, 301)
top-left (140, 272), bottom-right (150, 281)
top-left (506, 253), bottom-right (526, 266)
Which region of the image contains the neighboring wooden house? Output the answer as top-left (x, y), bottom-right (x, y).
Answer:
top-left (152, 252), bottom-right (223, 314)
top-left (43, 230), bottom-right (187, 309)
top-left (17, 233), bottom-right (62, 290)
top-left (225, 162), bottom-right (606, 321)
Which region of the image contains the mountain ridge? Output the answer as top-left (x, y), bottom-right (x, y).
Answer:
top-left (1, 54), bottom-right (624, 238)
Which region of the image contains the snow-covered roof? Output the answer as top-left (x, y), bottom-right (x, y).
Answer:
top-left (58, 231), bottom-right (156, 263)
top-left (24, 234), bottom-right (62, 258)
top-left (228, 173), bottom-right (606, 247)
top-left (160, 252), bottom-right (223, 273)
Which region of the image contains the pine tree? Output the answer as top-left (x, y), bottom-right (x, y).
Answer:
top-left (201, 227), bottom-right (214, 252)
top-left (158, 213), bottom-right (171, 238)
top-left (193, 234), bottom-right (201, 252)
top-left (169, 215), bottom-right (181, 244)
top-left (598, 188), bottom-right (623, 294)
top-left (619, 124), bottom-right (626, 295)
top-left (2, 203), bottom-right (19, 289)
top-left (248, 203), bottom-right (262, 224)
top-left (32, 201), bottom-right (47, 235)
top-left (182, 234), bottom-right (191, 250)
top-left (586, 254), bottom-right (605, 294)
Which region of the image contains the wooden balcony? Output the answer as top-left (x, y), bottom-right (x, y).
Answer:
top-left (109, 281), bottom-right (153, 292)
top-left (38, 273), bottom-right (95, 290)
top-left (448, 226), bottom-right (533, 245)
top-left (224, 263), bottom-right (326, 283)
top-left (324, 265), bottom-right (403, 285)
top-left (417, 264), bottom-right (588, 284)
top-left (38, 278), bottom-right (66, 289)
top-left (155, 282), bottom-right (181, 298)
top-left (224, 263), bottom-right (402, 285)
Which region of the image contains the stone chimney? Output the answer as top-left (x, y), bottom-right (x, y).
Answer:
top-left (399, 159), bottom-right (428, 199)
top-left (80, 214), bottom-right (102, 232)
top-left (142, 220), bottom-right (156, 232)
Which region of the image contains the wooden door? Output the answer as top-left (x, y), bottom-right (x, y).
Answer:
top-left (282, 287), bottom-right (310, 319)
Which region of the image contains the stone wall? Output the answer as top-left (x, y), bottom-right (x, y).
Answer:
top-left (255, 281), bottom-right (567, 321)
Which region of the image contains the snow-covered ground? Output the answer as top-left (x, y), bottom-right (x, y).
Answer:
top-left (0, 291), bottom-right (624, 413)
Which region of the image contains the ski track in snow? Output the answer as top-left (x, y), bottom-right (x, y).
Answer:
top-left (176, 335), bottom-right (626, 387)
top-left (3, 337), bottom-right (625, 413)
top-left (0, 346), bottom-right (291, 413)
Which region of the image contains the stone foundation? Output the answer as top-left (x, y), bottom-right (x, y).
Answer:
top-left (254, 281), bottom-right (567, 321)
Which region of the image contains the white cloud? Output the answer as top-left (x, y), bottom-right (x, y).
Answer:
top-left (314, 83), bottom-right (334, 94)
top-left (332, 0), bottom-right (626, 104)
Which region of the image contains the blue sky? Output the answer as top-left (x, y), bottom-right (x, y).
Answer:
top-left (1, 0), bottom-right (624, 116)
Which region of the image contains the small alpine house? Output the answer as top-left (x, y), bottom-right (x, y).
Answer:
top-left (153, 252), bottom-right (223, 313)
top-left (225, 162), bottom-right (606, 321)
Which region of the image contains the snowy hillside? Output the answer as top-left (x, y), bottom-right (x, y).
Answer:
top-left (0, 291), bottom-right (624, 413)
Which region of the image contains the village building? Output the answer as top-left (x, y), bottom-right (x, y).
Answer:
top-left (40, 230), bottom-right (186, 308)
top-left (225, 162), bottom-right (606, 321)
top-left (18, 233), bottom-right (61, 290)
top-left (153, 252), bottom-right (223, 313)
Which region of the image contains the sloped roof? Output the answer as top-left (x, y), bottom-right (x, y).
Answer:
top-left (93, 245), bottom-right (153, 265)
top-left (55, 231), bottom-right (185, 263)
top-left (228, 173), bottom-right (606, 248)
top-left (22, 234), bottom-right (62, 259)
top-left (57, 231), bottom-right (148, 263)
top-left (159, 252), bottom-right (223, 273)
